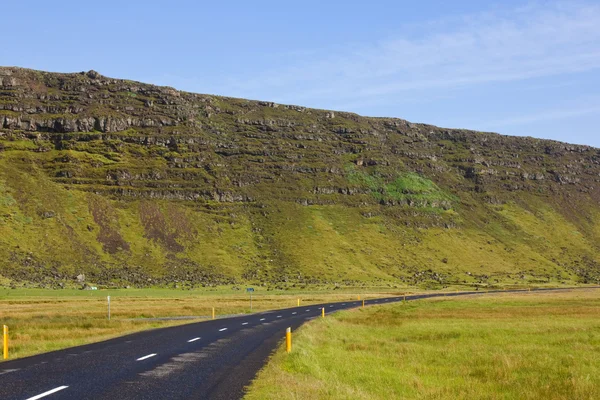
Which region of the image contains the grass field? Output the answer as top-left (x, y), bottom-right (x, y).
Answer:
top-left (0, 286), bottom-right (399, 361)
top-left (245, 289), bottom-right (600, 400)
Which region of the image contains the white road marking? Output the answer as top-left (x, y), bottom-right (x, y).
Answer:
top-left (260, 318), bottom-right (266, 321)
top-left (329, 305), bottom-right (333, 308)
top-left (306, 309), bottom-right (310, 311)
top-left (277, 315), bottom-right (282, 318)
top-left (242, 322), bottom-right (249, 325)
top-left (137, 354), bottom-right (157, 361)
top-left (187, 337), bottom-right (201, 343)
top-left (219, 328), bottom-right (228, 332)
top-left (292, 312), bottom-right (297, 315)
top-left (0, 369), bottom-right (19, 376)
top-left (26, 386), bottom-right (69, 400)
top-left (342, 303), bottom-right (346, 305)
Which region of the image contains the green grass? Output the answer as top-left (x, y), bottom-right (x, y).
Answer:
top-left (345, 166), bottom-right (456, 208)
top-left (246, 290), bottom-right (600, 400)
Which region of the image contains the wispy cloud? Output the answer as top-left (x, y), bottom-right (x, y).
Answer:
top-left (492, 104), bottom-right (600, 127)
top-left (221, 1), bottom-right (600, 107)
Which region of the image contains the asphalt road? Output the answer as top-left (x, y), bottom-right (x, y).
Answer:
top-left (0, 288), bottom-right (584, 399)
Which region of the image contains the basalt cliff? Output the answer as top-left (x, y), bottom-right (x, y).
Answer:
top-left (1, 67), bottom-right (599, 289)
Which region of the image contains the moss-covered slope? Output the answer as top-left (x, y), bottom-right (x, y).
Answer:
top-left (1, 67), bottom-right (599, 288)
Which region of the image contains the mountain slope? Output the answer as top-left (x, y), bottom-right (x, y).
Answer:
top-left (1, 67), bottom-right (599, 288)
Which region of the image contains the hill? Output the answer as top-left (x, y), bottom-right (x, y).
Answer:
top-left (1, 67), bottom-right (599, 289)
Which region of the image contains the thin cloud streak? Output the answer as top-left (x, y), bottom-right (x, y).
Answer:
top-left (491, 105), bottom-right (600, 127)
top-left (221, 2), bottom-right (600, 105)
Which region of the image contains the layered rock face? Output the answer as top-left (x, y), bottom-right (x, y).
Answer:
top-left (0, 67), bottom-right (599, 288)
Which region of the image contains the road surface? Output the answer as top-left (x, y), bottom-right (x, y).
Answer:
top-left (0, 288), bottom-right (581, 399)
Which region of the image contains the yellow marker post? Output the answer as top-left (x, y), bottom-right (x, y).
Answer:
top-left (212, 307), bottom-right (215, 320)
top-left (297, 298), bottom-right (300, 307)
top-left (362, 300), bottom-right (365, 308)
top-left (358, 295), bottom-right (361, 300)
top-left (3, 325), bottom-right (8, 360)
top-left (286, 327), bottom-right (292, 353)
top-left (322, 307), bottom-right (325, 318)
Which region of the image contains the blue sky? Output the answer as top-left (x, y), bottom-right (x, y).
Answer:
top-left (3, 1), bottom-right (600, 147)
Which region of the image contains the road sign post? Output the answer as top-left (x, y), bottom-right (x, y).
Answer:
top-left (107, 296), bottom-right (111, 320)
top-left (246, 288), bottom-right (254, 311)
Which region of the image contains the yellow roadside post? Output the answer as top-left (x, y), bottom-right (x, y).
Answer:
top-left (212, 307), bottom-right (216, 320)
top-left (297, 298), bottom-right (300, 307)
top-left (358, 295), bottom-right (360, 300)
top-left (3, 325), bottom-right (8, 360)
top-left (286, 327), bottom-right (292, 353)
top-left (322, 307), bottom-right (325, 318)
top-left (362, 300), bottom-right (365, 308)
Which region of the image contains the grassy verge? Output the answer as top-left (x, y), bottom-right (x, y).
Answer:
top-left (0, 287), bottom-right (399, 361)
top-left (245, 289), bottom-right (600, 400)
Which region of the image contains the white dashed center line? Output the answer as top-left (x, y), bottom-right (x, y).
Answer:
top-left (25, 386), bottom-right (69, 400)
top-left (292, 312), bottom-right (297, 315)
top-left (277, 315), bottom-right (282, 318)
top-left (342, 303), bottom-right (346, 305)
top-left (242, 322), bottom-right (249, 325)
top-left (136, 354), bottom-right (156, 361)
top-left (306, 309), bottom-right (310, 311)
top-left (219, 328), bottom-right (228, 332)
top-left (187, 337), bottom-right (201, 343)
top-left (260, 318), bottom-right (266, 321)
top-left (0, 369), bottom-right (19, 376)
top-left (329, 305), bottom-right (333, 308)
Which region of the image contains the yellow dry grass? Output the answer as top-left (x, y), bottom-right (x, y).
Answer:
top-left (0, 287), bottom-right (397, 360)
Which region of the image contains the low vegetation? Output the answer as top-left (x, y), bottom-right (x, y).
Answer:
top-left (246, 289), bottom-right (600, 400)
top-left (346, 166), bottom-right (457, 208)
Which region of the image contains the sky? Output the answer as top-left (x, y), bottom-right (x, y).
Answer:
top-left (2, 0), bottom-right (600, 147)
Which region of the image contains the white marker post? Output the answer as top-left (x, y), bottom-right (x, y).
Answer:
top-left (107, 296), bottom-right (111, 320)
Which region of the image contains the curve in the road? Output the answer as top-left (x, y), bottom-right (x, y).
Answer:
top-left (0, 287), bottom-right (593, 400)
